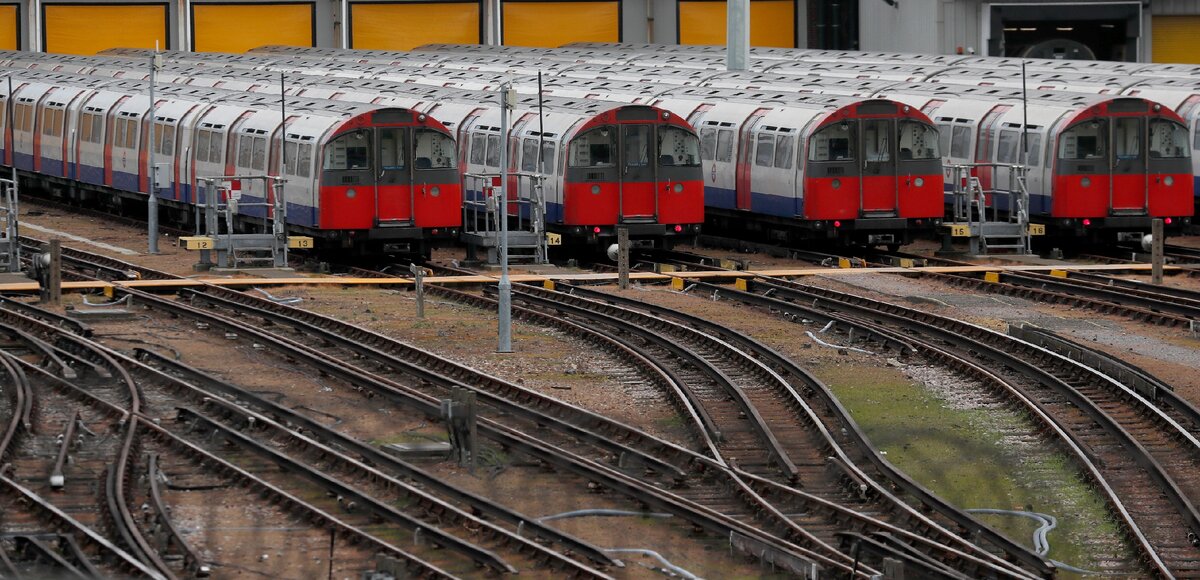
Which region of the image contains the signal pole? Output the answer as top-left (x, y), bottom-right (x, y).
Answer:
top-left (497, 83), bottom-right (514, 353)
top-left (147, 49), bottom-right (161, 254)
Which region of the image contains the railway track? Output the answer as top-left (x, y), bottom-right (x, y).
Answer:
top-left (680, 273), bottom-right (1200, 577)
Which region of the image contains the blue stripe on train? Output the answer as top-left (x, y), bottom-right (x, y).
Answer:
top-left (704, 185), bottom-right (802, 217)
top-left (226, 192), bottom-right (318, 228)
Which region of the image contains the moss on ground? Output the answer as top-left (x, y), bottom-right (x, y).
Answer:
top-left (818, 362), bottom-right (1132, 576)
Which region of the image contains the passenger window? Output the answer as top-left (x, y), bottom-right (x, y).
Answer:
top-left (80, 113), bottom-right (92, 143)
top-left (521, 138), bottom-right (538, 172)
top-left (379, 127), bottom-right (406, 169)
top-left (716, 129), bottom-right (734, 162)
top-left (297, 144), bottom-right (312, 177)
top-left (937, 124), bottom-right (951, 157)
top-left (284, 141), bottom-right (299, 174)
top-left (997, 130), bottom-right (1020, 164)
top-left (898, 121), bottom-right (940, 160)
top-left (700, 128), bottom-right (717, 161)
top-left (774, 135), bottom-right (794, 169)
top-left (91, 115), bottom-right (102, 144)
top-left (657, 126), bottom-right (700, 167)
top-left (950, 126), bottom-right (971, 159)
top-left (1114, 117), bottom-right (1141, 159)
top-left (1058, 120), bottom-right (1106, 159)
top-left (209, 132), bottom-right (224, 165)
top-left (161, 124), bottom-right (175, 156)
top-left (1026, 133), bottom-right (1042, 167)
top-left (469, 133), bottom-right (486, 165)
top-left (541, 141), bottom-right (556, 173)
top-left (414, 129), bottom-right (456, 169)
top-left (755, 133), bottom-right (775, 167)
top-left (485, 134), bottom-right (501, 167)
top-left (1149, 119), bottom-right (1189, 158)
top-left (808, 122), bottom-right (854, 161)
top-left (568, 127), bottom-right (616, 167)
top-left (195, 130), bottom-right (210, 163)
top-left (322, 130), bottom-right (370, 170)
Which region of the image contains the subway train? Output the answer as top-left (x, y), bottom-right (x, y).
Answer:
top-left (398, 44), bottom-right (1196, 240)
top-left (0, 67), bottom-right (463, 256)
top-left (0, 52), bottom-right (706, 251)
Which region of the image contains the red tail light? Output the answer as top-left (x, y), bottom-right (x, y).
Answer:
top-left (1165, 217), bottom-right (1173, 225)
top-left (593, 226), bottom-right (601, 234)
top-left (673, 225), bottom-right (682, 233)
top-left (1082, 218), bottom-right (1092, 227)
top-left (833, 220), bottom-right (842, 228)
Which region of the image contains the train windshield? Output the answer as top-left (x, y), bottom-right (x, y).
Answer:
top-left (898, 121), bottom-right (940, 160)
top-left (809, 122), bottom-right (855, 161)
top-left (323, 130), bottom-right (370, 170)
top-left (1058, 120), bottom-right (1106, 159)
top-left (414, 129), bottom-right (456, 169)
top-left (657, 126), bottom-right (700, 167)
top-left (1114, 118), bottom-right (1141, 159)
top-left (569, 127), bottom-right (616, 167)
top-left (1150, 119), bottom-right (1189, 158)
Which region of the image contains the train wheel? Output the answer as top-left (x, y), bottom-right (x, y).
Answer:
top-left (886, 243), bottom-right (901, 253)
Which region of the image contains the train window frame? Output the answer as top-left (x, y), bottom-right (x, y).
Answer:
top-left (755, 132), bottom-right (775, 167)
top-left (322, 130), bottom-right (371, 172)
top-left (521, 138), bottom-right (538, 172)
top-left (716, 129), bottom-right (734, 163)
top-left (808, 122), bottom-right (854, 162)
top-left (251, 136), bottom-right (267, 171)
top-left (485, 134), bottom-right (501, 168)
top-left (898, 121), bottom-right (940, 160)
top-left (237, 135), bottom-right (253, 168)
top-left (700, 128), bottom-right (717, 161)
top-left (1026, 133), bottom-right (1042, 167)
top-left (997, 130), bottom-right (1020, 164)
top-left (469, 133), bottom-right (486, 165)
top-left (623, 125), bottom-right (652, 168)
top-left (862, 119), bottom-right (890, 162)
top-left (378, 127), bottom-right (407, 171)
top-left (297, 143), bottom-right (313, 178)
top-left (1058, 119), bottom-right (1106, 160)
top-left (1149, 119), bottom-right (1189, 159)
top-left (775, 135), bottom-right (795, 169)
top-left (657, 125), bottom-right (700, 168)
top-left (209, 132), bottom-right (225, 166)
top-left (1114, 117), bottom-right (1141, 160)
top-left (541, 141), bottom-right (557, 174)
top-left (160, 124), bottom-right (175, 156)
top-left (950, 126), bottom-right (971, 159)
top-left (414, 129), bottom-right (456, 170)
top-left (80, 113), bottom-right (93, 143)
top-left (284, 141), bottom-right (299, 175)
top-left (568, 127), bottom-right (616, 168)
top-left (195, 130), bottom-right (210, 163)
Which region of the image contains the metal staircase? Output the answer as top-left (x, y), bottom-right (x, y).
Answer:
top-left (0, 168), bottom-right (18, 273)
top-left (942, 163), bottom-right (1040, 256)
top-left (461, 172), bottom-right (550, 265)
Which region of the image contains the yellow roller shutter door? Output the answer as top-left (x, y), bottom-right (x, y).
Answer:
top-left (1153, 16), bottom-right (1200, 64)
top-left (678, 0), bottom-right (795, 48)
top-left (0, 5), bottom-right (17, 50)
top-left (44, 4), bottom-right (167, 54)
top-left (503, 1), bottom-right (618, 47)
top-left (352, 3), bottom-right (480, 50)
top-left (193, 4), bottom-right (313, 53)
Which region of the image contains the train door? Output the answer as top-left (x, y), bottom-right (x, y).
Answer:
top-left (376, 125), bottom-right (412, 224)
top-left (974, 105), bottom-right (1012, 193)
top-left (1110, 114), bottom-right (1146, 214)
top-left (859, 118), bottom-right (897, 216)
top-left (619, 123), bottom-right (656, 221)
top-left (736, 110), bottom-right (768, 210)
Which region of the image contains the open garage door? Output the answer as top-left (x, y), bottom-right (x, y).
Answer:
top-left (193, 3), bottom-right (313, 52)
top-left (44, 3), bottom-right (167, 54)
top-left (678, 0), bottom-right (795, 47)
top-left (503, 1), bottom-right (618, 47)
top-left (1153, 16), bottom-right (1200, 64)
top-left (0, 5), bottom-right (17, 49)
top-left (351, 2), bottom-right (480, 50)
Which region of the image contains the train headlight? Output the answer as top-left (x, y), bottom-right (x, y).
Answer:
top-left (831, 179), bottom-right (841, 190)
top-left (914, 177), bottom-right (924, 187)
top-left (591, 185), bottom-right (601, 194)
top-left (1080, 177), bottom-right (1091, 188)
top-left (346, 188), bottom-right (357, 199)
top-left (1165, 176), bottom-right (1174, 187)
top-left (430, 186), bottom-right (441, 197)
top-left (673, 183), bottom-right (684, 193)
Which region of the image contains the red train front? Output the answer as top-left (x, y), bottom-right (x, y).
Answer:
top-left (1050, 98), bottom-right (1193, 239)
top-left (319, 108), bottom-right (462, 256)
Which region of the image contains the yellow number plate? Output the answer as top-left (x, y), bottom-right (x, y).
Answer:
top-left (950, 224), bottom-right (971, 237)
top-left (179, 236), bottom-right (214, 250)
top-left (287, 237), bottom-right (314, 249)
top-left (546, 233), bottom-right (562, 246)
top-left (1028, 224), bottom-right (1046, 236)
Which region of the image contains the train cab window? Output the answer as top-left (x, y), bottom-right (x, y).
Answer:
top-left (323, 130), bottom-right (370, 171)
top-left (755, 133), bottom-right (775, 167)
top-left (414, 129), bottom-right (456, 169)
top-left (379, 128), bottom-right (406, 170)
top-left (950, 126), bottom-right (971, 159)
top-left (898, 121), bottom-right (939, 160)
top-left (485, 134), bottom-right (501, 167)
top-left (658, 126), bottom-right (699, 167)
top-left (469, 133), bottom-right (486, 165)
top-left (809, 122), bottom-right (854, 162)
top-left (775, 135), bottom-right (794, 169)
top-left (863, 120), bottom-right (890, 162)
top-left (1058, 120), bottom-right (1106, 159)
top-left (1114, 117), bottom-right (1141, 159)
top-left (569, 127), bottom-right (616, 167)
top-left (1149, 119), bottom-right (1188, 158)
top-left (716, 129), bottom-right (734, 162)
top-left (700, 128), bottom-right (717, 161)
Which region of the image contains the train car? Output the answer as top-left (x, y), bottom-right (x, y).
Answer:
top-left (0, 66), bottom-right (462, 257)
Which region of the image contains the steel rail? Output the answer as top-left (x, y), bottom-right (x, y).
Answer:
top-left (745, 277), bottom-right (1200, 578)
top-left (116, 287), bottom-right (830, 576)
top-left (146, 453), bottom-right (208, 577)
top-left (12, 535), bottom-right (90, 579)
top-left (554, 282), bottom-right (1049, 579)
top-left (134, 348), bottom-right (622, 572)
top-left (0, 351), bottom-right (31, 464)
